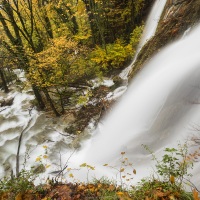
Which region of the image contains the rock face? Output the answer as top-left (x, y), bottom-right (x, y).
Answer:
top-left (168, 0), bottom-right (185, 5)
top-left (129, 0), bottom-right (200, 79)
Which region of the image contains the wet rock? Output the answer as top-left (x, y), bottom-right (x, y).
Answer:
top-left (112, 76), bottom-right (124, 89)
top-left (32, 164), bottom-right (46, 174)
top-left (64, 125), bottom-right (77, 135)
top-left (0, 97), bottom-right (14, 107)
top-left (168, 0), bottom-right (185, 5)
top-left (3, 162), bottom-right (11, 172)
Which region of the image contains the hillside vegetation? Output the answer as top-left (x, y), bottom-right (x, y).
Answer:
top-left (0, 0), bottom-right (152, 117)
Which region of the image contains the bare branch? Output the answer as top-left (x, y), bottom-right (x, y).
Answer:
top-left (16, 118), bottom-right (32, 177)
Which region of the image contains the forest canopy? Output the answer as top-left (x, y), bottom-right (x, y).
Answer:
top-left (0, 0), bottom-right (153, 116)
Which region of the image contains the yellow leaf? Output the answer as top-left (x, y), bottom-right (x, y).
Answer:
top-left (80, 163), bottom-right (87, 167)
top-left (89, 166), bottom-right (95, 170)
top-left (120, 168), bottom-right (125, 172)
top-left (169, 195), bottom-right (175, 200)
top-left (170, 175), bottom-right (175, 184)
top-left (121, 152), bottom-right (125, 155)
top-left (35, 157), bottom-right (41, 162)
top-left (117, 191), bottom-right (124, 196)
top-left (69, 173), bottom-right (74, 178)
top-left (15, 193), bottom-right (22, 200)
top-left (97, 183), bottom-right (102, 188)
top-left (133, 169), bottom-right (136, 174)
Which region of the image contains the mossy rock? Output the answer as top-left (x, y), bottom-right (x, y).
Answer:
top-left (112, 76), bottom-right (124, 89)
top-left (64, 125), bottom-right (77, 135)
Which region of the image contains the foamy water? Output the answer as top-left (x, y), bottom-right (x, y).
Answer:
top-left (66, 25), bottom-right (200, 189)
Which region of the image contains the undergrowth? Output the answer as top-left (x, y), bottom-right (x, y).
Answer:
top-left (0, 143), bottom-right (199, 200)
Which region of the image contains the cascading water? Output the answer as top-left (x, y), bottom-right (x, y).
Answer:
top-left (72, 24), bottom-right (200, 188)
top-left (0, 72), bottom-right (75, 177)
top-left (0, 0), bottom-right (168, 178)
top-left (1, 0), bottom-right (200, 190)
top-left (138, 0), bottom-right (167, 49)
top-left (119, 0), bottom-right (167, 80)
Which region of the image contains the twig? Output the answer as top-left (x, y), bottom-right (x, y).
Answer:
top-left (0, 107), bottom-right (8, 112)
top-left (55, 150), bottom-right (76, 179)
top-left (16, 118), bottom-right (32, 177)
top-left (183, 177), bottom-right (200, 192)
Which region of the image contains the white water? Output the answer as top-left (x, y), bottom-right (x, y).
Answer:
top-left (0, 86), bottom-right (37, 174)
top-left (119, 0), bottom-right (167, 80)
top-left (64, 24), bottom-right (200, 189)
top-left (139, 0), bottom-right (167, 49)
top-left (1, 0), bottom-right (200, 190)
top-left (0, 73), bottom-right (76, 176)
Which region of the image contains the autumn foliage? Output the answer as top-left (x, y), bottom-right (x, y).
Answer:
top-left (0, 0), bottom-right (149, 116)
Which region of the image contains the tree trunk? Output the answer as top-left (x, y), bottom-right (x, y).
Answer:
top-left (43, 88), bottom-right (61, 117)
top-left (56, 87), bottom-right (65, 114)
top-left (38, 0), bottom-right (54, 39)
top-left (16, 119), bottom-right (32, 177)
top-left (66, 6), bottom-right (79, 34)
top-left (82, 0), bottom-right (98, 45)
top-left (0, 69), bottom-right (9, 93)
top-left (32, 85), bottom-right (45, 110)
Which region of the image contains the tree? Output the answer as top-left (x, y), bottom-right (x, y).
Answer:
top-left (81, 0), bottom-right (147, 45)
top-left (0, 46), bottom-right (17, 93)
top-left (0, 0), bottom-right (46, 109)
top-left (28, 36), bottom-right (99, 115)
top-left (0, 0), bottom-right (152, 116)
top-left (0, 68), bottom-right (9, 93)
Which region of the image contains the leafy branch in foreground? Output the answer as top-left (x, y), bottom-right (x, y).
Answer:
top-left (143, 143), bottom-right (193, 186)
top-left (0, 169), bottom-right (38, 200)
top-left (134, 143), bottom-right (199, 200)
top-left (103, 151), bottom-right (136, 189)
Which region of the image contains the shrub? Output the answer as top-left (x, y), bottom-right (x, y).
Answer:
top-left (130, 25), bottom-right (144, 49)
top-left (131, 144), bottom-right (196, 200)
top-left (90, 39), bottom-right (133, 71)
top-left (0, 169), bottom-right (37, 200)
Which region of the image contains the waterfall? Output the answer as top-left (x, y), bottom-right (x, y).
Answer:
top-left (0, 0), bottom-right (200, 190)
top-left (139, 0), bottom-right (167, 49)
top-left (74, 24), bottom-right (200, 188)
top-left (0, 0), bottom-right (168, 178)
top-left (119, 0), bottom-right (167, 80)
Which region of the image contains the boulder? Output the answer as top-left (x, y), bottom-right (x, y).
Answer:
top-left (0, 97), bottom-right (14, 107)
